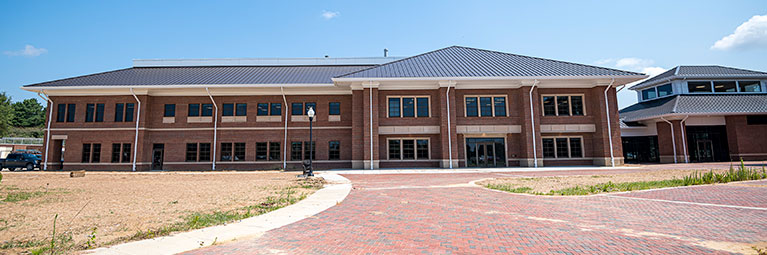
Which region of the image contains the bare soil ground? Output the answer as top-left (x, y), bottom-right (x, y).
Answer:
top-left (478, 168), bottom-right (736, 194)
top-left (0, 171), bottom-right (322, 254)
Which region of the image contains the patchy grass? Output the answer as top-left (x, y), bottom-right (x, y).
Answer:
top-left (3, 190), bottom-right (47, 202)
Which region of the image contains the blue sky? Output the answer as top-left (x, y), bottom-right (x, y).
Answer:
top-left (1, 0), bottom-right (766, 108)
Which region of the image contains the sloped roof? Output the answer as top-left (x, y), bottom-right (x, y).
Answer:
top-left (24, 65), bottom-right (374, 87)
top-left (619, 94), bottom-right (767, 121)
top-left (337, 46), bottom-right (644, 79)
top-left (631, 65), bottom-right (767, 90)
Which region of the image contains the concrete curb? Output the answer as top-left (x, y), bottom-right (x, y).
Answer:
top-left (320, 166), bottom-right (640, 175)
top-left (87, 173), bottom-right (351, 255)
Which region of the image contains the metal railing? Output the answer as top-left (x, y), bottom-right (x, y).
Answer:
top-left (0, 137), bottom-right (44, 145)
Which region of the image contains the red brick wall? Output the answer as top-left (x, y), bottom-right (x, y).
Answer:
top-left (726, 116), bottom-right (767, 161)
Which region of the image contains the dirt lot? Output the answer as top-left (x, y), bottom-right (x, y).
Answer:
top-left (478, 168), bottom-right (737, 194)
top-left (0, 171), bottom-right (322, 254)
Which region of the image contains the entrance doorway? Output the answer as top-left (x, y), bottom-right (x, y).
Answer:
top-left (466, 138), bottom-right (506, 167)
top-left (686, 126), bottom-right (729, 162)
top-left (152, 144), bottom-right (164, 170)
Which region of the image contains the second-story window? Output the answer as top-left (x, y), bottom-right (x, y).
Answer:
top-left (188, 104), bottom-right (200, 116)
top-left (164, 104), bottom-right (175, 117)
top-left (329, 102), bottom-right (341, 115)
top-left (223, 103), bottom-right (247, 116)
top-left (85, 104), bottom-right (104, 122)
top-left (388, 96), bottom-right (429, 118)
top-left (291, 103), bottom-right (303, 115)
top-left (465, 96), bottom-right (506, 117)
top-left (542, 95), bottom-right (584, 116)
top-left (223, 104), bottom-right (234, 116)
top-left (56, 104), bottom-right (66, 122)
top-left (270, 103), bottom-right (281, 116)
top-left (114, 103), bottom-right (134, 122)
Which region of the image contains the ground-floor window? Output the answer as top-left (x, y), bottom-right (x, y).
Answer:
top-left (111, 143), bottom-right (131, 163)
top-left (622, 136), bottom-right (659, 163)
top-left (328, 141), bottom-right (340, 160)
top-left (542, 137), bottom-right (583, 158)
top-left (387, 138), bottom-right (429, 160)
top-left (186, 143), bottom-right (211, 162)
top-left (81, 143), bottom-right (101, 163)
top-left (269, 142), bottom-right (280, 161)
top-left (291, 141), bottom-right (316, 161)
top-left (221, 142), bottom-right (245, 161)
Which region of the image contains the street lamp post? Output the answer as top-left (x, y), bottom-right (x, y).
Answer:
top-left (305, 106), bottom-right (315, 177)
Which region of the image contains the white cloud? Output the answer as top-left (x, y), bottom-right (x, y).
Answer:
top-left (321, 10), bottom-right (339, 20)
top-left (711, 14), bottom-right (767, 50)
top-left (3, 45), bottom-right (48, 57)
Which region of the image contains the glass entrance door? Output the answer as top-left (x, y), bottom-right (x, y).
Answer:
top-left (466, 138), bottom-right (506, 167)
top-left (695, 140), bottom-right (714, 162)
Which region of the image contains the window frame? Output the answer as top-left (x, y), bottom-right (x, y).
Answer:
top-left (541, 136), bottom-right (585, 159)
top-left (270, 103), bottom-right (282, 116)
top-left (386, 96), bottom-right (430, 118)
top-left (164, 104), bottom-right (176, 117)
top-left (328, 141), bottom-right (340, 160)
top-left (463, 95), bottom-right (509, 117)
top-left (540, 94), bottom-right (586, 116)
top-left (386, 138), bottom-right (431, 160)
top-left (686, 80), bottom-right (765, 94)
top-left (329, 102), bottom-right (341, 116)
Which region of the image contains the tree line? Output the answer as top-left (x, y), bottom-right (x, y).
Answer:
top-left (0, 92), bottom-right (46, 138)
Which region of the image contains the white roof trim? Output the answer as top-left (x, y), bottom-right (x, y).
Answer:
top-left (333, 75), bottom-right (647, 82)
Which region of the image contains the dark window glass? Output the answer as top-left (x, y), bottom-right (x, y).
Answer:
top-left (480, 97), bottom-right (493, 117)
top-left (91, 144), bottom-right (101, 162)
top-left (125, 103), bottom-right (134, 122)
top-left (569, 138), bottom-right (582, 158)
top-left (188, 104), bottom-right (200, 116)
top-left (417, 98), bottom-right (429, 117)
top-left (388, 98), bottom-right (400, 117)
top-left (305, 102), bottom-right (316, 115)
top-left (493, 97), bottom-right (506, 117)
top-left (465, 97), bottom-right (478, 117)
top-left (257, 103), bottom-right (269, 116)
top-left (201, 104), bottom-right (213, 117)
top-left (556, 96), bottom-right (570, 116)
top-left (688, 81), bottom-right (712, 93)
top-left (402, 98), bottom-right (415, 117)
top-left (292, 103), bottom-right (303, 115)
top-left (269, 142), bottom-right (280, 161)
top-left (221, 143), bottom-right (233, 161)
top-left (555, 138), bottom-right (569, 158)
top-left (85, 104), bottom-right (95, 122)
top-left (234, 143), bottom-right (245, 161)
top-left (256, 142), bottom-right (268, 161)
top-left (81, 144), bottom-right (91, 163)
top-left (416, 139), bottom-right (429, 159)
top-left (236, 103), bottom-right (247, 116)
top-left (95, 104), bottom-right (104, 122)
top-left (388, 140), bottom-right (401, 159)
top-left (66, 104), bottom-right (76, 122)
top-left (747, 115), bottom-right (767, 125)
top-left (223, 104), bottom-right (234, 116)
top-left (164, 104), bottom-right (175, 117)
top-left (642, 88), bottom-right (657, 100)
top-left (714, 81), bottom-right (737, 92)
top-left (542, 138), bottom-right (555, 158)
top-left (121, 143), bottom-right (131, 163)
top-left (739, 81), bottom-right (762, 92)
top-left (657, 84), bottom-right (673, 97)
top-left (542, 96), bottom-right (556, 116)
top-left (198, 143), bottom-right (211, 161)
top-left (111, 143), bottom-right (121, 163)
top-left (402, 140), bottom-right (415, 160)
top-left (291, 142), bottom-right (302, 160)
top-left (329, 102), bottom-right (341, 115)
top-left (304, 141), bottom-right (315, 160)
top-left (571, 96), bottom-right (584, 116)
top-left (270, 103), bottom-right (281, 116)
top-left (328, 141), bottom-right (340, 160)
top-left (115, 103), bottom-right (124, 122)
top-left (56, 104), bottom-right (66, 122)
top-left (186, 143), bottom-right (198, 161)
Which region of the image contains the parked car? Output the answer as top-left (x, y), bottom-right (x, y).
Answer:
top-left (1, 153), bottom-right (41, 171)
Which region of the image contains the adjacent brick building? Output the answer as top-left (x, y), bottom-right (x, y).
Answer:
top-left (620, 66), bottom-right (767, 164)
top-left (22, 46), bottom-right (646, 171)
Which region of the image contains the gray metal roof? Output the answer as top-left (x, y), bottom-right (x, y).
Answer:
top-left (630, 65), bottom-right (767, 90)
top-left (619, 93), bottom-right (767, 121)
top-left (24, 65), bottom-right (374, 87)
top-left (337, 46), bottom-right (644, 79)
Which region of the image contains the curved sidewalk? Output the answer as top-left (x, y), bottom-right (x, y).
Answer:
top-left (87, 173), bottom-right (351, 255)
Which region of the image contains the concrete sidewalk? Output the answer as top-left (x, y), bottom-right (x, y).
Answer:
top-left (320, 165), bottom-right (640, 175)
top-left (87, 173), bottom-right (351, 255)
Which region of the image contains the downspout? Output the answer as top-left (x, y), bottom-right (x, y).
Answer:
top-left (660, 116), bottom-right (677, 163)
top-left (528, 79), bottom-right (539, 168)
top-left (37, 91), bottom-right (53, 171)
top-left (603, 78), bottom-right (616, 167)
top-left (281, 87), bottom-right (288, 169)
top-left (445, 83), bottom-right (453, 169)
top-left (129, 88), bottom-right (141, 171)
top-left (205, 87), bottom-right (218, 171)
top-left (369, 81), bottom-right (374, 170)
top-left (680, 115), bottom-right (689, 163)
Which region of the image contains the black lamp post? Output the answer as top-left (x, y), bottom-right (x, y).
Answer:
top-left (306, 106), bottom-right (315, 176)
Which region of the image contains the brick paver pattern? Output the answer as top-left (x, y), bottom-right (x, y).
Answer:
top-left (187, 163), bottom-right (767, 254)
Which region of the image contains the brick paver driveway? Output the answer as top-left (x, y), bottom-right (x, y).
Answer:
top-left (188, 163), bottom-right (767, 254)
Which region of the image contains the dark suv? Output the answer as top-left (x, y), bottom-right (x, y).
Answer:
top-left (1, 153), bottom-right (41, 171)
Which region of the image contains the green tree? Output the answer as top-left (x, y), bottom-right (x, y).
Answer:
top-left (11, 98), bottom-right (45, 127)
top-left (0, 92), bottom-right (13, 137)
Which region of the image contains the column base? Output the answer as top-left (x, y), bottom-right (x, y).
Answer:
top-left (352, 160), bottom-right (379, 169)
top-left (519, 158), bottom-right (544, 167)
top-left (440, 159), bottom-right (460, 168)
top-left (592, 157), bottom-right (624, 166)
top-left (659, 155), bottom-right (688, 164)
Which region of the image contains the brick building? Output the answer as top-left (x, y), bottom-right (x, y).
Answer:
top-left (620, 66), bottom-right (767, 164)
top-left (22, 46), bottom-right (646, 171)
